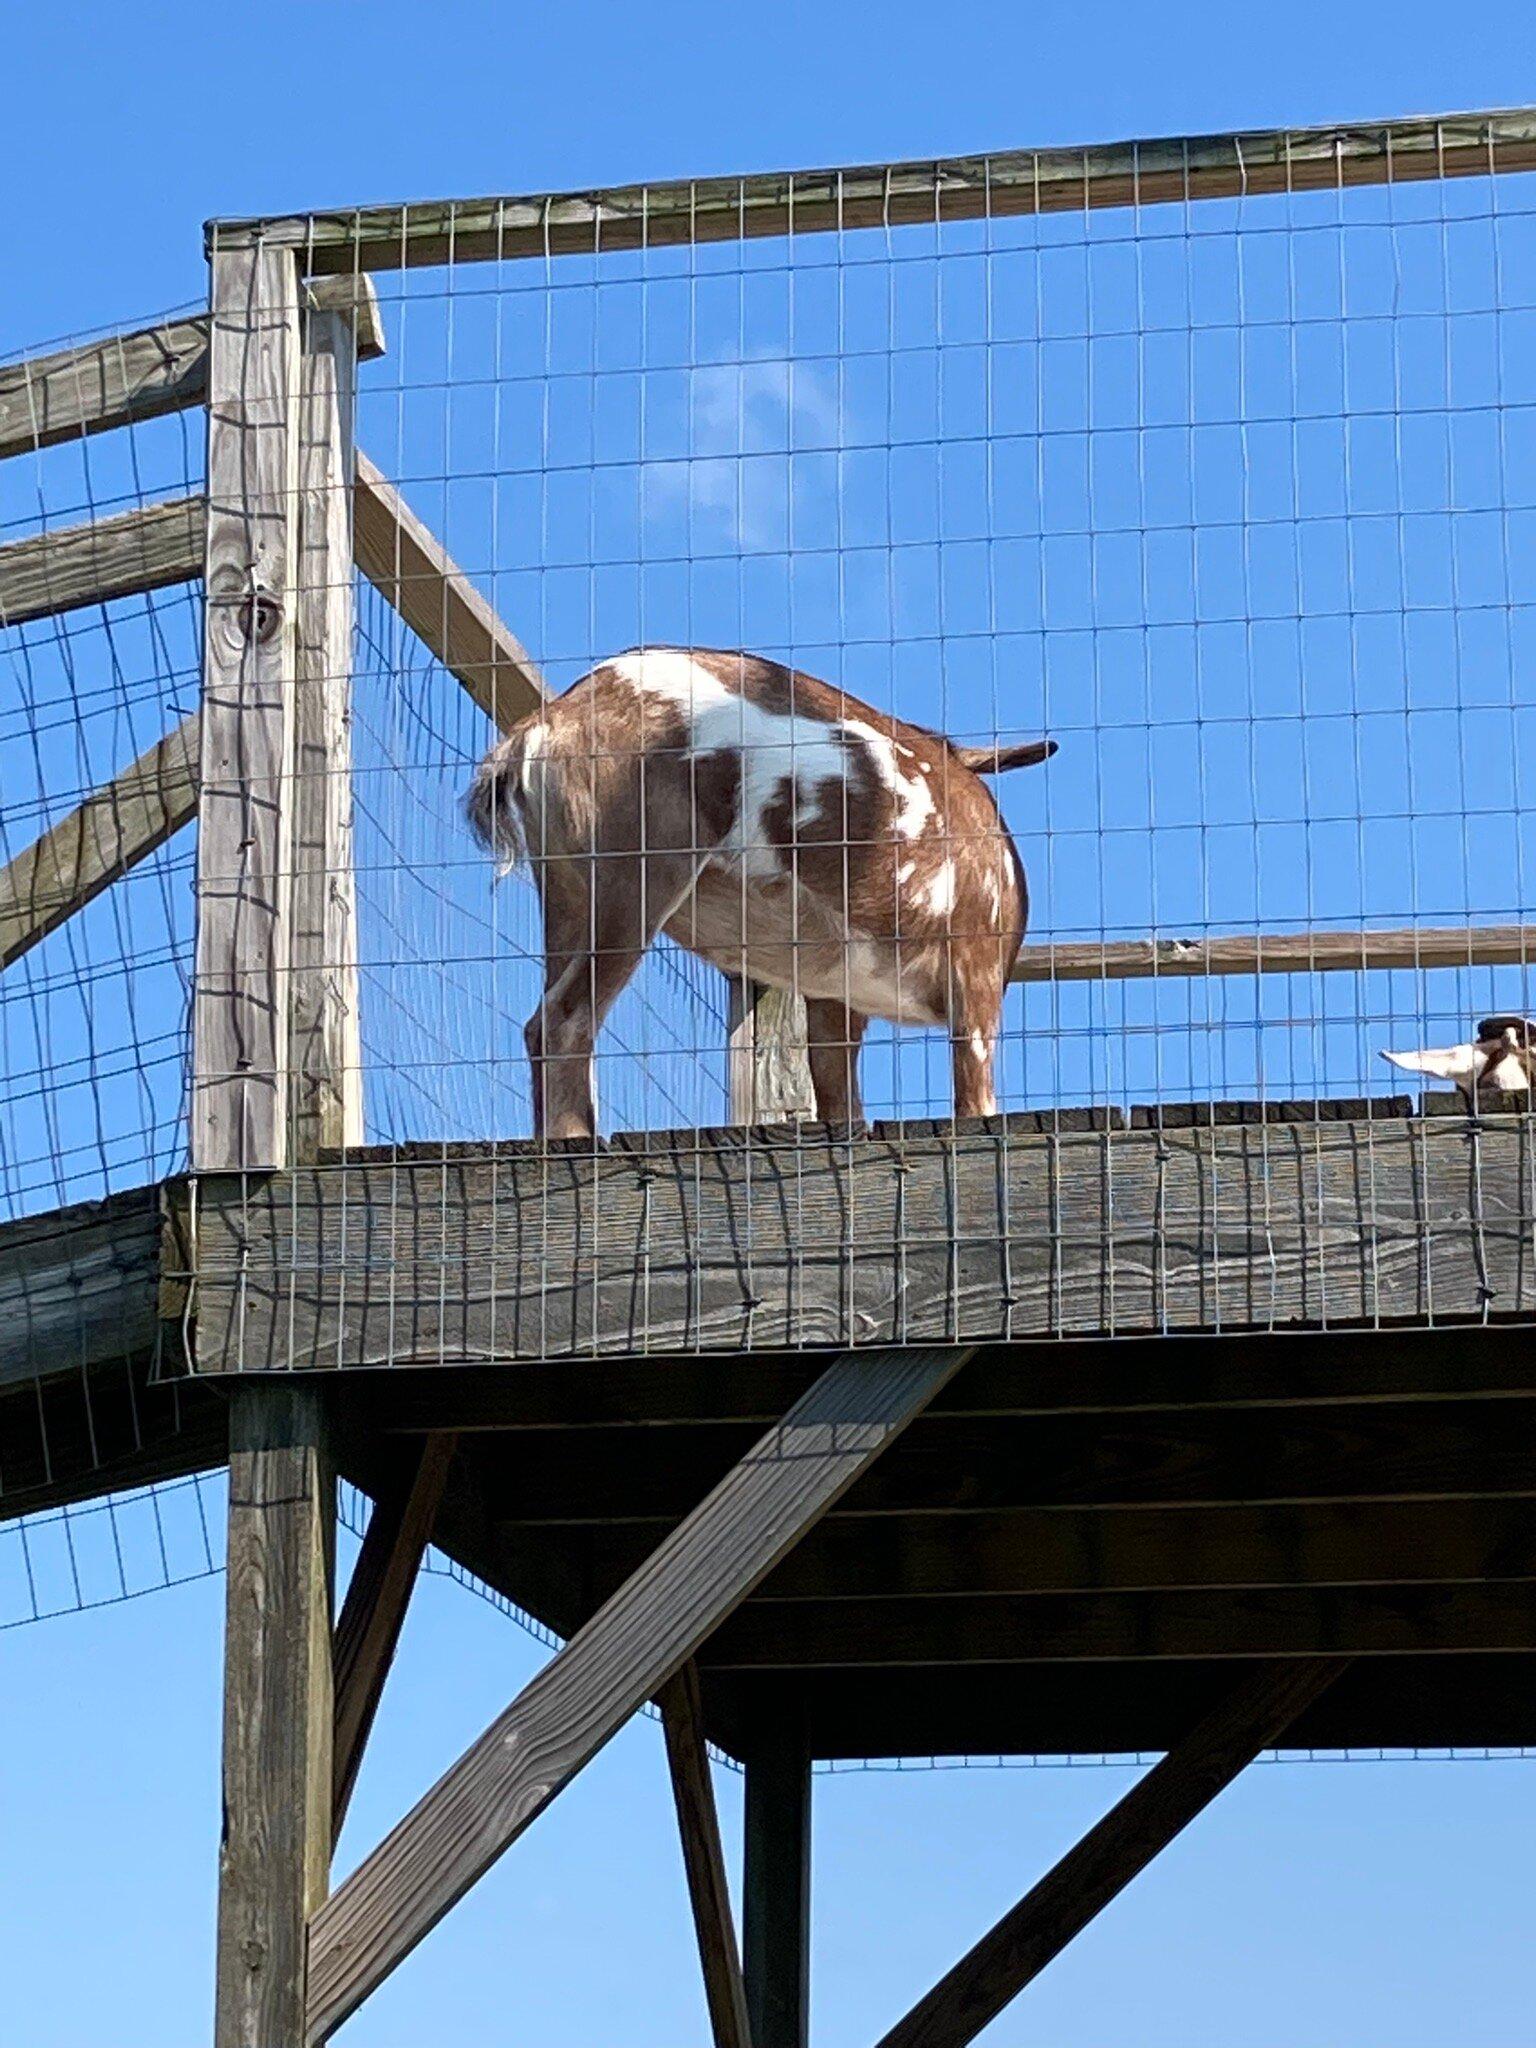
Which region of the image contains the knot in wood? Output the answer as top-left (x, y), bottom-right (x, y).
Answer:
top-left (235, 586), bottom-right (283, 644)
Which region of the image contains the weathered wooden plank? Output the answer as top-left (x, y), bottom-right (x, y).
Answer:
top-left (727, 977), bottom-right (815, 1125)
top-left (0, 277), bottom-right (381, 464)
top-left (304, 1345), bottom-right (970, 2040)
top-left (874, 1659), bottom-right (1344, 2048)
top-left (658, 1660), bottom-right (753, 2048)
top-left (193, 247), bottom-right (303, 1173)
top-left (353, 451), bottom-right (544, 730)
top-left (0, 496), bottom-right (204, 628)
top-left (1012, 924), bottom-right (1536, 983)
top-left (0, 1186), bottom-right (163, 1389)
top-left (332, 1432), bottom-right (456, 1834)
top-left (192, 1113), bottom-right (1536, 1372)
top-left (706, 1582), bottom-right (1536, 1669)
top-left (743, 1738), bottom-right (811, 2048)
top-left (216, 109), bottom-right (1536, 271)
top-left (216, 1386), bottom-right (334, 2048)
top-left (0, 712), bottom-right (199, 972)
top-left (290, 301), bottom-right (364, 1159)
top-left (746, 1496), bottom-right (1536, 1602)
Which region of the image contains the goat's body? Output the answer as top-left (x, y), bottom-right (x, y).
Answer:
top-left (469, 647), bottom-right (1051, 1137)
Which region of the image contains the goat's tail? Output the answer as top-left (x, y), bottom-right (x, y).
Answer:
top-left (466, 720), bottom-right (540, 874)
top-left (950, 737), bottom-right (1058, 775)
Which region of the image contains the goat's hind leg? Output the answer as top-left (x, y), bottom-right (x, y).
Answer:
top-left (804, 997), bottom-right (869, 1123)
top-left (526, 852), bottom-right (703, 1140)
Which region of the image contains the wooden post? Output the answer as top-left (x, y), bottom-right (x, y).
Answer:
top-left (726, 978), bottom-right (815, 1124)
top-left (290, 289), bottom-right (367, 1158)
top-left (873, 1659), bottom-right (1347, 2048)
top-left (659, 1661), bottom-right (753, 2048)
top-left (216, 1386), bottom-right (334, 2048)
top-left (743, 1736), bottom-right (812, 2048)
top-left (194, 242), bottom-right (303, 1172)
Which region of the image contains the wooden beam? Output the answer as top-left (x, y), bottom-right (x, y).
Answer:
top-left (304, 1345), bottom-right (971, 2041)
top-left (743, 1738), bottom-right (811, 2048)
top-left (727, 978), bottom-right (815, 1125)
top-left (873, 1659), bottom-right (1345, 2048)
top-left (0, 276), bottom-right (381, 465)
top-left (1012, 924), bottom-right (1536, 983)
top-left (658, 1660), bottom-right (753, 2048)
top-left (333, 1433), bottom-right (457, 1836)
top-left (747, 1496), bottom-right (1536, 1603)
top-left (215, 108), bottom-right (1536, 272)
top-left (353, 451), bottom-right (544, 730)
top-left (193, 245), bottom-right (304, 1172)
top-left (290, 296), bottom-right (364, 1158)
top-left (704, 1582), bottom-right (1536, 1670)
top-left (216, 1385), bottom-right (334, 2048)
top-left (0, 496), bottom-right (204, 628)
top-left (0, 712), bottom-right (199, 973)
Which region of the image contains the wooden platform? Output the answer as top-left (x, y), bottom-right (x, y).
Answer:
top-left (6, 1096), bottom-right (1536, 1762)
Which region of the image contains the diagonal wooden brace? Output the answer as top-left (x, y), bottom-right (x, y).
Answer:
top-left (305, 1344), bottom-right (972, 2042)
top-left (873, 1657), bottom-right (1348, 2048)
top-left (660, 1660), bottom-right (753, 2048)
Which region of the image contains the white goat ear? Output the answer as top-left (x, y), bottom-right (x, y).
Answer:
top-left (1381, 1044), bottom-right (1481, 1085)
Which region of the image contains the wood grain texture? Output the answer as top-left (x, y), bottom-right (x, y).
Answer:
top-left (1012, 925), bottom-right (1536, 983)
top-left (353, 451), bottom-right (544, 730)
top-left (704, 1582), bottom-right (1536, 1669)
top-left (0, 712), bottom-right (199, 971)
top-left (0, 277), bottom-right (380, 463)
top-left (0, 495), bottom-right (204, 627)
top-left (192, 1111), bottom-right (1536, 1373)
top-left (0, 317), bottom-right (210, 460)
top-left (332, 1433), bottom-right (456, 1834)
top-left (743, 1740), bottom-right (811, 2048)
top-left (728, 978), bottom-right (815, 1125)
top-left (193, 247), bottom-right (303, 1172)
top-left (217, 110), bottom-right (1536, 271)
top-left (873, 1659), bottom-right (1345, 2048)
top-left (0, 1185), bottom-right (163, 1389)
top-left (290, 305), bottom-right (363, 1160)
top-left (304, 1345), bottom-right (970, 2040)
top-left (659, 1660), bottom-right (753, 2048)
top-left (216, 1386), bottom-right (334, 2048)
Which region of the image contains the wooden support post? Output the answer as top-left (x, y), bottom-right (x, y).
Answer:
top-left (216, 1386), bottom-right (335, 2048)
top-left (659, 1661), bottom-right (753, 2048)
top-left (332, 1433), bottom-right (457, 1837)
top-left (193, 243), bottom-right (303, 1172)
top-left (290, 289), bottom-right (368, 1158)
top-left (305, 1345), bottom-right (972, 2041)
top-left (743, 1736), bottom-right (812, 2048)
top-left (873, 1658), bottom-right (1347, 2048)
top-left (726, 978), bottom-right (815, 1124)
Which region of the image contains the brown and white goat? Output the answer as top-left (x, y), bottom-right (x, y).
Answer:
top-left (467, 647), bottom-right (1055, 1138)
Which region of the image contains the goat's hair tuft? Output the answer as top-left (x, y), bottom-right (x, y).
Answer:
top-left (465, 735), bottom-right (528, 874)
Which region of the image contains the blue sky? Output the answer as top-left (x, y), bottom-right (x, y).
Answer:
top-left (5, 1), bottom-right (1536, 2041)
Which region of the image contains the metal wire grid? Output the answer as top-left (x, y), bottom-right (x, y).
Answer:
top-left (325, 148), bottom-right (1536, 1152)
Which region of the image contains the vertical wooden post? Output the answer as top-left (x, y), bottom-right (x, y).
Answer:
top-left (659, 1661), bottom-right (754, 2048)
top-left (290, 292), bottom-right (365, 1159)
top-left (726, 978), bottom-right (816, 1124)
top-left (216, 1386), bottom-right (334, 2048)
top-left (194, 242), bottom-right (303, 1172)
top-left (742, 1736), bottom-right (812, 2048)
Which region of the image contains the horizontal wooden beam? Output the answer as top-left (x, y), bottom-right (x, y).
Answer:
top-left (703, 1583), bottom-right (1536, 1669)
top-left (304, 1346), bottom-right (970, 2041)
top-left (353, 452), bottom-right (545, 729)
top-left (212, 108), bottom-right (1536, 272)
top-left (0, 495), bottom-right (205, 628)
top-left (874, 1659), bottom-right (1345, 2048)
top-left (0, 275), bottom-right (383, 464)
top-left (0, 712), bottom-right (199, 972)
top-left (592, 1496), bottom-right (1536, 1605)
top-left (1012, 924), bottom-right (1536, 983)
top-left (0, 1184), bottom-right (167, 1391)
